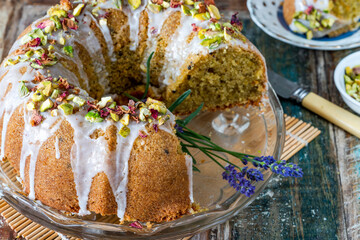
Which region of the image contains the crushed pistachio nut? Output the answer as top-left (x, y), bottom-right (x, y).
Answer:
top-left (128, 0), bottom-right (141, 9)
top-left (40, 98), bottom-right (54, 112)
top-left (59, 36), bottom-right (66, 45)
top-left (146, 98), bottom-right (167, 114)
top-left (51, 89), bottom-right (60, 99)
top-left (59, 103), bottom-right (74, 115)
top-left (119, 125), bottom-right (130, 138)
top-left (293, 6), bottom-right (336, 39)
top-left (73, 96), bottom-right (86, 106)
top-left (19, 81), bottom-right (30, 97)
top-left (139, 107), bottom-right (151, 121)
top-left (4, 57), bottom-right (20, 67)
top-left (97, 96), bottom-right (113, 108)
top-left (85, 110), bottom-right (104, 123)
top-left (344, 65), bottom-right (360, 102)
top-left (73, 3), bottom-right (85, 17)
top-left (110, 112), bottom-right (120, 122)
top-left (32, 91), bottom-right (46, 102)
top-left (207, 5), bottom-right (221, 20)
top-left (48, 6), bottom-right (68, 18)
top-left (66, 94), bottom-right (76, 101)
top-left (113, 0), bottom-right (122, 10)
top-left (120, 114), bottom-right (130, 126)
top-left (63, 46), bottom-right (74, 57)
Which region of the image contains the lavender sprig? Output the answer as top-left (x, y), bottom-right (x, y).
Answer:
top-left (171, 96), bottom-right (303, 197)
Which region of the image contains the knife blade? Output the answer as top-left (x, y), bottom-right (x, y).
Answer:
top-left (268, 69), bottom-right (360, 138)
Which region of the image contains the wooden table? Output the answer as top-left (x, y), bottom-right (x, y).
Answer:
top-left (1, 0), bottom-right (359, 239)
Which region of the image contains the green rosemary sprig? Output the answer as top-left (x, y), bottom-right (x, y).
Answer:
top-left (143, 52), bottom-right (154, 100)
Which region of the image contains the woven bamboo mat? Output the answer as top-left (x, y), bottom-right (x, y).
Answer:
top-left (0, 115), bottom-right (320, 240)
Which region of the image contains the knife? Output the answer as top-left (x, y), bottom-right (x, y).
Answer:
top-left (268, 70), bottom-right (360, 138)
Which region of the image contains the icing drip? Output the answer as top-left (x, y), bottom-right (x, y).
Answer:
top-left (141, 8), bottom-right (179, 72)
top-left (55, 136), bottom-right (60, 159)
top-left (66, 109), bottom-right (176, 218)
top-left (185, 155), bottom-right (193, 203)
top-left (20, 109), bottom-right (62, 199)
top-left (122, 2), bottom-right (147, 51)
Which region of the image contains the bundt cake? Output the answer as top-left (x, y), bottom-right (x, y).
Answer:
top-left (283, 0), bottom-right (360, 39)
top-left (0, 0), bottom-right (268, 223)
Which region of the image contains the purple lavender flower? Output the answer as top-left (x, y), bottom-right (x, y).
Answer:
top-left (222, 165), bottom-right (256, 197)
top-left (175, 124), bottom-right (184, 133)
top-left (270, 160), bottom-right (303, 178)
top-left (246, 168), bottom-right (264, 182)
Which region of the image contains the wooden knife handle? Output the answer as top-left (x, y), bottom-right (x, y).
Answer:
top-left (302, 92), bottom-right (360, 138)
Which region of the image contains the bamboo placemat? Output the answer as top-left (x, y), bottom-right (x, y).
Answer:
top-left (0, 115), bottom-right (320, 240)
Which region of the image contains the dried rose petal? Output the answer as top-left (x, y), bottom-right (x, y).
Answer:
top-left (192, 23), bottom-right (200, 32)
top-left (56, 91), bottom-right (68, 102)
top-left (230, 13), bottom-right (243, 31)
top-left (139, 130), bottom-right (148, 138)
top-left (204, 0), bottom-right (215, 6)
top-left (170, 0), bottom-right (181, 8)
top-left (150, 109), bottom-right (159, 119)
top-left (353, 67), bottom-right (360, 75)
top-left (304, 6), bottom-right (314, 15)
top-left (30, 110), bottom-right (43, 126)
top-left (100, 109), bottom-right (110, 118)
top-left (129, 221), bottom-right (143, 229)
top-left (30, 38), bottom-right (41, 47)
top-left (153, 124), bottom-right (159, 133)
top-left (58, 77), bottom-right (71, 89)
top-left (151, 0), bottom-right (164, 4)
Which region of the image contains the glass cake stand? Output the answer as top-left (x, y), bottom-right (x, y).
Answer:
top-left (0, 84), bottom-right (284, 239)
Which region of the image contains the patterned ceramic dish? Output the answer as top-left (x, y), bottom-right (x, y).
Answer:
top-left (334, 51), bottom-right (360, 115)
top-left (0, 85), bottom-right (285, 239)
top-left (247, 0), bottom-right (360, 50)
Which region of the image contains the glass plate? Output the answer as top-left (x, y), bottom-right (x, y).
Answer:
top-left (247, 0), bottom-right (360, 50)
top-left (0, 85), bottom-right (284, 239)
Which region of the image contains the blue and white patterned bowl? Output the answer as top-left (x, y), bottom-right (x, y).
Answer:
top-left (247, 0), bottom-right (360, 50)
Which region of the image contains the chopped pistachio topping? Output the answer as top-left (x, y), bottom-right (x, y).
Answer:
top-left (51, 89), bottom-right (60, 99)
top-left (63, 46), bottom-right (74, 58)
top-left (85, 110), bottom-right (104, 123)
top-left (73, 3), bottom-right (85, 17)
top-left (19, 81), bottom-right (30, 97)
top-left (113, 0), bottom-right (122, 10)
top-left (32, 91), bottom-right (46, 102)
top-left (97, 96), bottom-right (113, 109)
top-left (111, 112), bottom-right (120, 122)
top-left (344, 65), bottom-right (360, 102)
top-left (293, 6), bottom-right (336, 39)
top-left (120, 114), bottom-right (130, 126)
top-left (73, 96), bottom-right (86, 106)
top-left (59, 37), bottom-right (66, 45)
top-left (128, 0), bottom-right (141, 10)
top-left (40, 98), bottom-right (54, 112)
top-left (59, 103), bottom-right (74, 115)
top-left (119, 126), bottom-right (130, 138)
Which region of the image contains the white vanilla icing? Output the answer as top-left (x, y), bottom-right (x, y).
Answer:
top-left (55, 136), bottom-right (61, 159)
